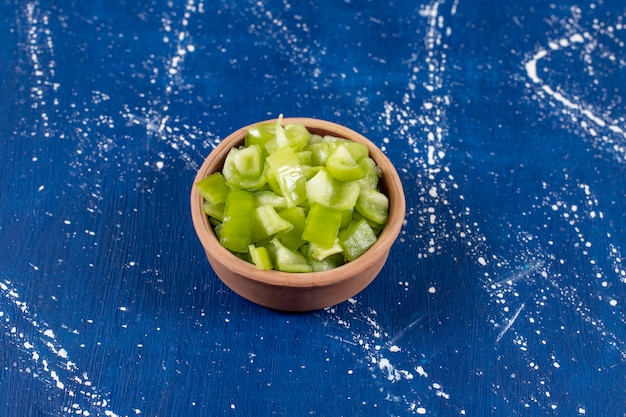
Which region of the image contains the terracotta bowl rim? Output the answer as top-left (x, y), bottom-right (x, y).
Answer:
top-left (190, 117), bottom-right (406, 289)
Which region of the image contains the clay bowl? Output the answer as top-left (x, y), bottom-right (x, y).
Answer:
top-left (190, 117), bottom-right (405, 312)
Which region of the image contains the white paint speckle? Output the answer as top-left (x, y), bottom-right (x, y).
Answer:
top-left (570, 33), bottom-right (584, 43)
top-left (57, 348), bottom-right (68, 359)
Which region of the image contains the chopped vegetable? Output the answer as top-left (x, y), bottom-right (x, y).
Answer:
top-left (338, 219), bottom-right (378, 261)
top-left (355, 188), bottom-right (389, 226)
top-left (302, 203), bottom-right (343, 248)
top-left (325, 143), bottom-right (366, 182)
top-left (270, 238), bottom-right (313, 273)
top-left (252, 204), bottom-right (293, 242)
top-left (222, 146), bottom-right (267, 190)
top-left (196, 173), bottom-right (229, 206)
top-left (305, 169), bottom-right (361, 211)
top-left (248, 244), bottom-right (273, 270)
top-left (220, 188), bottom-right (254, 253)
top-left (266, 146), bottom-right (307, 208)
top-left (195, 115), bottom-right (390, 272)
top-left (276, 206), bottom-right (307, 251)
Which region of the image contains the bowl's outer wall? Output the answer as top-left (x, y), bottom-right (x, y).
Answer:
top-left (191, 118), bottom-right (406, 312)
top-left (205, 246), bottom-right (390, 312)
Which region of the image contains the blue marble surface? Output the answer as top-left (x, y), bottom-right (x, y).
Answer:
top-left (1, 0), bottom-right (625, 416)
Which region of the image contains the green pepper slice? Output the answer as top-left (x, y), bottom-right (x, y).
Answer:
top-left (220, 188), bottom-right (254, 253)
